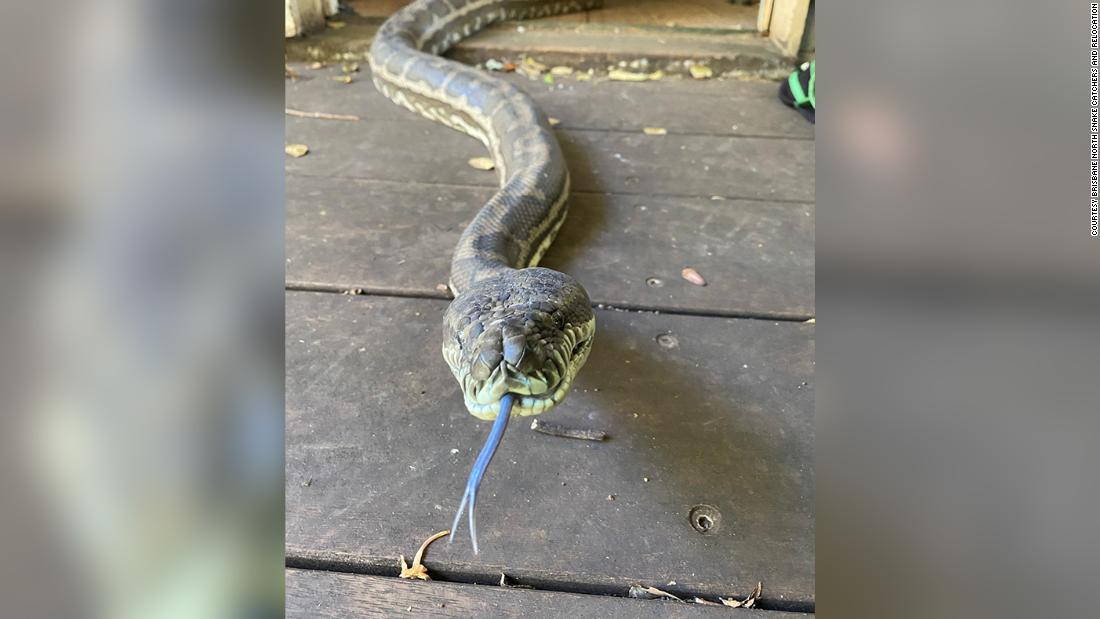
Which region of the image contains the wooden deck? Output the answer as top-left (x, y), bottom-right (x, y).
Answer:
top-left (286, 61), bottom-right (814, 615)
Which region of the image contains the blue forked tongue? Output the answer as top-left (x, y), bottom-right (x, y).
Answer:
top-left (449, 393), bottom-right (514, 554)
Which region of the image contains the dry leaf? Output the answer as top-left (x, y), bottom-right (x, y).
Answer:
top-left (693, 597), bottom-right (722, 606)
top-left (689, 64), bottom-right (714, 79)
top-left (398, 530), bottom-right (449, 580)
top-left (502, 62), bottom-right (517, 72)
top-left (328, 20), bottom-right (346, 29)
top-left (285, 144), bottom-right (310, 158)
top-left (643, 127), bottom-right (667, 136)
top-left (467, 157), bottom-right (495, 171)
top-left (720, 581), bottom-right (762, 608)
top-left (609, 69), bottom-right (664, 82)
top-left (628, 585), bottom-right (683, 601)
top-left (548, 117), bottom-right (561, 126)
top-left (550, 65), bottom-right (574, 76)
top-left (681, 267), bottom-right (707, 286)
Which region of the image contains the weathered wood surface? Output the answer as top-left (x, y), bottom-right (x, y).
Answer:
top-left (286, 569), bottom-right (812, 618)
top-left (286, 116), bottom-right (812, 202)
top-left (285, 291), bottom-right (814, 607)
top-left (286, 65), bottom-right (814, 139)
top-left (347, 0), bottom-right (759, 32)
top-left (287, 175), bottom-right (813, 318)
top-left (286, 65), bottom-right (814, 317)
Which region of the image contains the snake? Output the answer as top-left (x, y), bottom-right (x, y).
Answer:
top-left (369, 0), bottom-right (602, 553)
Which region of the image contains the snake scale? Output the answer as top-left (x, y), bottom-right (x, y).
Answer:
top-left (369, 0), bottom-right (603, 552)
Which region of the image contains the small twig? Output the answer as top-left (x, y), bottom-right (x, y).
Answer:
top-left (399, 530), bottom-right (449, 580)
top-left (530, 418), bottom-right (606, 441)
top-left (285, 107), bottom-right (361, 121)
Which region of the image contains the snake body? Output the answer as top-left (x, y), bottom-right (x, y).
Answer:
top-left (370, 0), bottom-right (599, 420)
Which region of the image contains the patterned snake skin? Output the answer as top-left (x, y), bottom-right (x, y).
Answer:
top-left (369, 0), bottom-right (601, 419)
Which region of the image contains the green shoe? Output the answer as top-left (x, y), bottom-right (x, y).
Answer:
top-left (778, 60), bottom-right (815, 124)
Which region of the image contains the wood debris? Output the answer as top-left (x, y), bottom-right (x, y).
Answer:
top-left (285, 144), bottom-right (310, 158)
top-left (550, 65), bottom-right (574, 76)
top-left (548, 117), bottom-right (561, 126)
top-left (642, 127), bottom-right (667, 136)
top-left (467, 157), bottom-right (495, 171)
top-left (399, 530), bottom-right (449, 580)
top-left (518, 56), bottom-right (547, 78)
top-left (804, 317), bottom-right (815, 324)
top-left (720, 581), bottom-right (762, 608)
top-left (530, 418), bottom-right (606, 441)
top-left (609, 69), bottom-right (664, 82)
top-left (681, 267), bottom-right (707, 286)
top-left (327, 20), bottom-right (346, 29)
top-left (331, 75), bottom-right (353, 84)
top-left (523, 57), bottom-right (548, 72)
top-left (689, 64), bottom-right (714, 79)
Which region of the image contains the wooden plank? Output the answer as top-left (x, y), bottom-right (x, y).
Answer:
top-left (286, 0), bottom-right (326, 37)
top-left (286, 65), bottom-right (814, 139)
top-left (765, 0), bottom-right (810, 59)
top-left (286, 175), bottom-right (814, 318)
top-left (287, 569), bottom-right (812, 618)
top-left (285, 115), bottom-right (813, 203)
top-left (347, 0), bottom-right (586, 23)
top-left (758, 0), bottom-right (776, 34)
top-left (285, 291), bottom-right (814, 606)
top-left (591, 0), bottom-right (757, 31)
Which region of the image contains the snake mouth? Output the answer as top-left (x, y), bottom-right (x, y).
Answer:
top-left (455, 322), bottom-right (595, 419)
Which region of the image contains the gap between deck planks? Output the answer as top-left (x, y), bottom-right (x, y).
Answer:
top-left (286, 175), bottom-right (813, 319)
top-left (285, 291), bottom-right (814, 607)
top-left (286, 568), bottom-right (813, 618)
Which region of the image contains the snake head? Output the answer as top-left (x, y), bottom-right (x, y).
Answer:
top-left (442, 268), bottom-right (596, 419)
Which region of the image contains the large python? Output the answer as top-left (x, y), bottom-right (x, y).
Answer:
top-left (369, 0), bottom-right (601, 553)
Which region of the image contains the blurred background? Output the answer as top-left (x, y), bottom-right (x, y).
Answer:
top-left (0, 0), bottom-right (1096, 617)
top-left (0, 0), bottom-right (283, 617)
top-left (819, 1), bottom-right (1100, 618)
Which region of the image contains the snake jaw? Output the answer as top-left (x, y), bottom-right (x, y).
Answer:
top-left (456, 316), bottom-right (595, 419)
top-left (442, 267), bottom-right (595, 418)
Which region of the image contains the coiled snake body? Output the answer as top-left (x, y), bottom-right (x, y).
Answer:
top-left (369, 0), bottom-right (601, 551)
